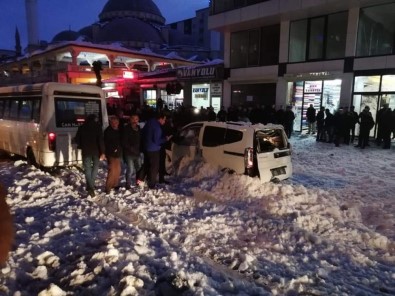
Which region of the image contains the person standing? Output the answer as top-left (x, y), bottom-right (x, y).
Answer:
top-left (122, 114), bottom-right (141, 189)
top-left (355, 106), bottom-right (375, 149)
top-left (315, 106), bottom-right (325, 142)
top-left (138, 112), bottom-right (168, 189)
top-left (104, 116), bottom-right (122, 194)
top-left (349, 105), bottom-right (359, 144)
top-left (74, 114), bottom-right (105, 197)
top-left (306, 104), bottom-right (316, 134)
top-left (324, 109), bottom-right (335, 143)
top-left (283, 106), bottom-right (295, 139)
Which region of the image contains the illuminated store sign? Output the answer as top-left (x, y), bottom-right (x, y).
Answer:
top-left (177, 66), bottom-right (216, 79)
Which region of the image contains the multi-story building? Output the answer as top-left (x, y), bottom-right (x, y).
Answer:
top-left (162, 7), bottom-right (224, 61)
top-left (209, 0), bottom-right (395, 133)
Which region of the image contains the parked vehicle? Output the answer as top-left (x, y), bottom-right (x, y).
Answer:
top-left (166, 121), bottom-right (292, 182)
top-left (0, 82), bottom-right (108, 167)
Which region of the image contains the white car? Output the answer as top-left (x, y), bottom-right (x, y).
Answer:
top-left (166, 121), bottom-right (292, 182)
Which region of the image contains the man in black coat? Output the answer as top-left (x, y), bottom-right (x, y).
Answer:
top-left (122, 114), bottom-right (141, 189)
top-left (75, 114), bottom-right (105, 197)
top-left (306, 104), bottom-right (316, 134)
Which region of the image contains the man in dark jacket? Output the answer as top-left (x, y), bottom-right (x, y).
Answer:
top-left (104, 116), bottom-right (122, 193)
top-left (306, 104), bottom-right (316, 134)
top-left (75, 114), bottom-right (105, 197)
top-left (283, 106), bottom-right (295, 138)
top-left (122, 114), bottom-right (141, 189)
top-left (316, 106), bottom-right (325, 141)
top-left (355, 106), bottom-right (375, 149)
top-left (138, 112), bottom-right (168, 189)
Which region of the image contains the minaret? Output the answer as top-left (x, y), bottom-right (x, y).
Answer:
top-left (15, 27), bottom-right (22, 57)
top-left (25, 0), bottom-right (40, 52)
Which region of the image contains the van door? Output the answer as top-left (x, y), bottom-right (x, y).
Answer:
top-left (168, 123), bottom-right (203, 172)
top-left (201, 125), bottom-right (226, 169)
top-left (255, 128), bottom-right (292, 182)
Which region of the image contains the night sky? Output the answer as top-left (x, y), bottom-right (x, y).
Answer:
top-left (0, 0), bottom-right (209, 50)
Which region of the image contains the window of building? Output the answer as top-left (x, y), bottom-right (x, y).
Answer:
top-left (230, 31), bottom-right (249, 68)
top-left (248, 29), bottom-right (260, 66)
top-left (289, 12), bottom-right (347, 62)
top-left (260, 24), bottom-right (280, 65)
top-left (308, 17), bottom-right (325, 60)
top-left (381, 75), bottom-right (395, 92)
top-left (289, 20), bottom-right (308, 62)
top-left (356, 3), bottom-right (395, 57)
top-left (184, 19), bottom-right (192, 35)
top-left (326, 12), bottom-right (348, 59)
top-left (230, 24), bottom-right (279, 68)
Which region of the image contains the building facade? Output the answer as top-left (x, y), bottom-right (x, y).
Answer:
top-left (208, 0), bottom-right (395, 133)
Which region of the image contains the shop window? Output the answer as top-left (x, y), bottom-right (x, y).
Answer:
top-left (381, 75), bottom-right (395, 92)
top-left (354, 76), bottom-right (380, 92)
top-left (356, 3), bottom-right (395, 57)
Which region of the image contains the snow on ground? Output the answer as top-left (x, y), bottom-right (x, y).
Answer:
top-left (0, 135), bottom-right (394, 295)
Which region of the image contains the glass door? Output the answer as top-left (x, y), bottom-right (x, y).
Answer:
top-left (353, 94), bottom-right (379, 137)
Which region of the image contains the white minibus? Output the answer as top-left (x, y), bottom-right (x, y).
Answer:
top-left (0, 82), bottom-right (108, 167)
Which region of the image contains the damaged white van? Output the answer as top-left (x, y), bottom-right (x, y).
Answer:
top-left (166, 121), bottom-right (292, 182)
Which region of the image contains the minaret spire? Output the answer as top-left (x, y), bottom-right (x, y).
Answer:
top-left (25, 0), bottom-right (40, 52)
top-left (15, 27), bottom-right (22, 57)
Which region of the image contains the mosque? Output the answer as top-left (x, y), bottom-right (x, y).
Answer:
top-left (2, 0), bottom-right (221, 62)
top-left (0, 0), bottom-right (225, 111)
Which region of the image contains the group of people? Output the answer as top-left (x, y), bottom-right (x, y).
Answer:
top-left (75, 111), bottom-right (171, 197)
top-left (305, 103), bottom-right (394, 149)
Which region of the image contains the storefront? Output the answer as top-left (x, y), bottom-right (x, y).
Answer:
top-left (286, 73), bottom-right (342, 133)
top-left (177, 63), bottom-right (224, 113)
top-left (138, 69), bottom-right (184, 110)
top-left (352, 73), bottom-right (395, 136)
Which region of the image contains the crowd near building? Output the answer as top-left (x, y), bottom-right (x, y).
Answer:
top-left (0, 0), bottom-right (394, 144)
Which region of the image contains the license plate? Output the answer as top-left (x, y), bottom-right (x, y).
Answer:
top-left (271, 166), bottom-right (286, 177)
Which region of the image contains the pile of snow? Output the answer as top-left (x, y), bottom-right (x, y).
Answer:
top-left (0, 136), bottom-right (394, 295)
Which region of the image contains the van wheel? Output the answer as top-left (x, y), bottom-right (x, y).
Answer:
top-left (26, 148), bottom-right (37, 167)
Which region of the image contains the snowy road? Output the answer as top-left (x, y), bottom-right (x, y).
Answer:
top-left (0, 136), bottom-right (394, 295)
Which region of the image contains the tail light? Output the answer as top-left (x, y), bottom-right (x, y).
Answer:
top-left (48, 132), bottom-right (56, 151)
top-left (244, 147), bottom-right (254, 169)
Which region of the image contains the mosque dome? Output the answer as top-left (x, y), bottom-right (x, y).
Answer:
top-left (99, 0), bottom-right (165, 25)
top-left (96, 17), bottom-right (164, 48)
top-left (52, 30), bottom-right (81, 43)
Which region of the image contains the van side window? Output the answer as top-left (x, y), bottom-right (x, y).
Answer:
top-left (3, 100), bottom-right (10, 119)
top-left (224, 129), bottom-right (243, 144)
top-left (0, 100), bottom-right (4, 119)
top-left (19, 100), bottom-right (33, 121)
top-left (179, 126), bottom-right (201, 146)
top-left (202, 126), bottom-right (226, 147)
top-left (32, 99), bottom-right (41, 123)
top-left (9, 99), bottom-right (19, 120)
